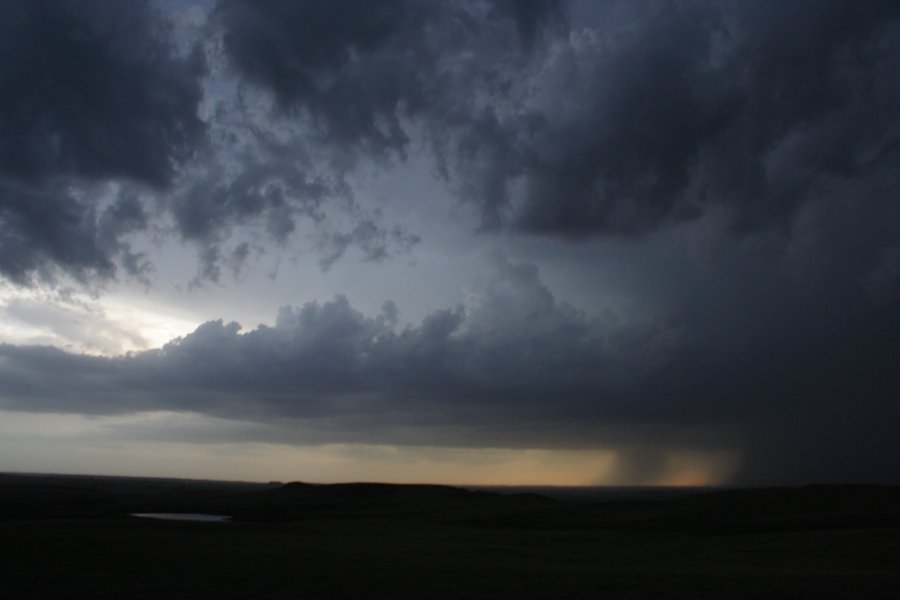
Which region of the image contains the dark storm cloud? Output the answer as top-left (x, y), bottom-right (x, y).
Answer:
top-left (166, 151), bottom-right (421, 282)
top-left (0, 0), bottom-right (205, 187)
top-left (503, 0), bottom-right (900, 236)
top-left (213, 0), bottom-right (567, 176)
top-left (214, 0), bottom-right (563, 156)
top-left (492, 0), bottom-right (566, 49)
top-left (1, 253), bottom-right (897, 484)
top-left (0, 0), bottom-right (205, 283)
top-left (1, 0), bottom-right (898, 485)
top-left (0, 0), bottom-right (418, 285)
top-left (0, 181), bottom-right (111, 283)
top-left (0, 258), bottom-right (652, 447)
top-left (216, 0), bottom-right (900, 236)
top-left (171, 160), bottom-right (326, 245)
top-left (0, 258), bottom-right (608, 417)
top-left (167, 156), bottom-right (332, 283)
top-left (510, 0), bottom-right (899, 234)
top-left (6, 0), bottom-right (897, 283)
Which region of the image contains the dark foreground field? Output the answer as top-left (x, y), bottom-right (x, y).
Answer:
top-left (1, 473), bottom-right (898, 599)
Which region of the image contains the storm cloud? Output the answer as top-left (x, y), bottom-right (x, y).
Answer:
top-left (216, 0), bottom-right (900, 236)
top-left (0, 0), bottom-right (418, 285)
top-left (0, 0), bottom-right (205, 283)
top-left (1, 253), bottom-right (897, 484)
top-left (3, 0), bottom-right (899, 283)
top-left (0, 0), bottom-right (898, 485)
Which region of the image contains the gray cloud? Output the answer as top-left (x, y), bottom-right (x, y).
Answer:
top-left (0, 0), bottom-right (206, 188)
top-left (456, 0), bottom-right (900, 236)
top-left (0, 181), bottom-right (112, 283)
top-left (0, 0), bottom-right (898, 485)
top-left (6, 0), bottom-right (897, 284)
top-left (315, 218), bottom-right (422, 270)
top-left (1, 253), bottom-right (897, 484)
top-left (0, 257), bottom-right (657, 422)
top-left (214, 0), bottom-right (562, 160)
top-left (216, 0), bottom-right (900, 238)
top-left (0, 0), bottom-right (419, 286)
top-left (0, 0), bottom-right (206, 284)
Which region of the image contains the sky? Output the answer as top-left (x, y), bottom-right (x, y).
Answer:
top-left (0, 0), bottom-right (898, 486)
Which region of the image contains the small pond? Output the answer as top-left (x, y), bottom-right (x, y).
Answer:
top-left (130, 513), bottom-right (231, 522)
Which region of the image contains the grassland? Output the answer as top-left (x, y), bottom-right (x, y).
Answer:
top-left (1, 473), bottom-right (898, 599)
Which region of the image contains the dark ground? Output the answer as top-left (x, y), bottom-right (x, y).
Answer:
top-left (1, 473), bottom-right (898, 599)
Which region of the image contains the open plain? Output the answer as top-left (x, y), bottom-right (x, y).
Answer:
top-left (1, 473), bottom-right (898, 599)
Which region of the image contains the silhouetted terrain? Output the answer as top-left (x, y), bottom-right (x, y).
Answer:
top-left (1, 473), bottom-right (898, 599)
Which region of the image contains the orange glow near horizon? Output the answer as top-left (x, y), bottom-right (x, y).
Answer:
top-left (652, 450), bottom-right (741, 487)
top-left (0, 411), bottom-right (741, 487)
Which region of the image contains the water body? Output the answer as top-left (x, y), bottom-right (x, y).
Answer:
top-left (130, 513), bottom-right (231, 522)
